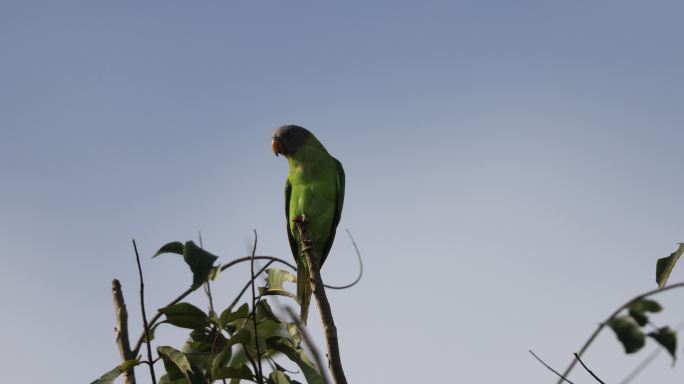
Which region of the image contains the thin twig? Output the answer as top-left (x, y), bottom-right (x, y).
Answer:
top-left (529, 350), bottom-right (575, 384)
top-left (242, 341), bottom-right (260, 383)
top-left (132, 255), bottom-right (296, 355)
top-left (230, 260), bottom-right (276, 309)
top-left (250, 230), bottom-right (264, 383)
top-left (324, 229), bottom-right (364, 290)
top-left (112, 279), bottom-right (136, 384)
top-left (133, 239), bottom-right (157, 384)
top-left (285, 306), bottom-right (331, 384)
top-left (293, 214), bottom-right (348, 384)
top-left (573, 353), bottom-right (606, 384)
top-left (556, 281), bottom-right (684, 383)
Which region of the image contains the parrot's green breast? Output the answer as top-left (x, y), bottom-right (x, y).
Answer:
top-left (287, 156), bottom-right (339, 260)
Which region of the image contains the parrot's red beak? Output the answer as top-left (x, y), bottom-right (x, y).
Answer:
top-left (272, 137), bottom-right (283, 156)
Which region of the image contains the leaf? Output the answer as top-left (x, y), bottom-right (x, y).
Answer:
top-left (228, 328), bottom-right (252, 346)
top-left (210, 328), bottom-right (253, 377)
top-left (158, 346), bottom-right (193, 378)
top-left (214, 365), bottom-right (254, 380)
top-left (208, 266), bottom-right (221, 281)
top-left (152, 241), bottom-right (219, 290)
top-left (158, 373), bottom-right (189, 384)
top-left (607, 316), bottom-right (646, 353)
top-left (184, 241), bottom-right (219, 289)
top-left (268, 370), bottom-right (292, 384)
top-left (256, 300), bottom-right (281, 323)
top-left (628, 299), bottom-right (663, 326)
top-left (656, 243), bottom-right (684, 288)
top-left (262, 268), bottom-right (297, 300)
top-left (159, 302), bottom-right (210, 329)
top-left (220, 303), bottom-right (250, 328)
top-left (287, 323), bottom-right (302, 348)
top-left (648, 326), bottom-right (677, 361)
top-left (154, 241), bottom-right (185, 257)
top-left (211, 343), bottom-right (233, 377)
top-left (90, 359), bottom-right (140, 384)
top-left (266, 336), bottom-right (324, 384)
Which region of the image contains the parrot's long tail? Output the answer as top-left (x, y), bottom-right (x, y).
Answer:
top-left (297, 257), bottom-right (312, 326)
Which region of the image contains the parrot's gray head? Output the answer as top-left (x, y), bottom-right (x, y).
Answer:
top-left (271, 125), bottom-right (311, 157)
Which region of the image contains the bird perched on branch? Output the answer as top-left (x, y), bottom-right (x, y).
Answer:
top-left (272, 125), bottom-right (345, 325)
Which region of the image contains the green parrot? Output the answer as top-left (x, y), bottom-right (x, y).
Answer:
top-left (272, 125), bottom-right (345, 325)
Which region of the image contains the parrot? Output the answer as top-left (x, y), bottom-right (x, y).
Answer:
top-left (271, 125), bottom-right (345, 325)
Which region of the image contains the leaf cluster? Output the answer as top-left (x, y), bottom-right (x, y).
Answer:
top-left (92, 241), bottom-right (325, 384)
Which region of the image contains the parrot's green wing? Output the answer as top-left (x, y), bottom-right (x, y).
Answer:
top-left (284, 179), bottom-right (298, 261)
top-left (320, 158), bottom-right (345, 267)
top-left (285, 177), bottom-right (313, 324)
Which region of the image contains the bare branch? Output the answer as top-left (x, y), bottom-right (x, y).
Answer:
top-left (112, 279), bottom-right (136, 384)
top-left (573, 353), bottom-right (606, 384)
top-left (324, 229), bottom-right (364, 290)
top-left (133, 239), bottom-right (157, 384)
top-left (293, 214), bottom-right (348, 384)
top-left (250, 230), bottom-right (264, 383)
top-left (528, 350), bottom-right (575, 384)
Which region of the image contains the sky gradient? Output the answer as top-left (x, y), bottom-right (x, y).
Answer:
top-left (2, 1), bottom-right (684, 382)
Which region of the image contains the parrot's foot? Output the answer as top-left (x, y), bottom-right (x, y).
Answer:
top-left (292, 213), bottom-right (308, 226)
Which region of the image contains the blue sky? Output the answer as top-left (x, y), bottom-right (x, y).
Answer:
top-left (2, 1), bottom-right (684, 382)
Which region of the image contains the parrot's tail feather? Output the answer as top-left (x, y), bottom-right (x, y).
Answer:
top-left (297, 258), bottom-right (312, 326)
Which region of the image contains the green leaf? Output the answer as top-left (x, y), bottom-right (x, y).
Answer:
top-left (607, 316), bottom-right (646, 354)
top-left (90, 359), bottom-right (140, 384)
top-left (268, 370), bottom-right (292, 384)
top-left (184, 241), bottom-right (219, 289)
top-left (214, 364), bottom-right (254, 380)
top-left (656, 243), bottom-right (684, 288)
top-left (158, 346), bottom-right (193, 378)
top-left (256, 300), bottom-right (281, 323)
top-left (153, 241), bottom-right (219, 290)
top-left (154, 241), bottom-right (185, 257)
top-left (287, 323), bottom-right (302, 348)
top-left (211, 343), bottom-right (233, 377)
top-left (220, 303), bottom-right (250, 328)
top-left (266, 336), bottom-right (324, 384)
top-left (228, 328), bottom-right (252, 346)
top-left (628, 299), bottom-right (663, 326)
top-left (210, 328), bottom-right (253, 376)
top-left (208, 266), bottom-right (221, 281)
top-left (158, 373), bottom-right (189, 384)
top-left (262, 268), bottom-right (297, 300)
top-left (159, 302), bottom-right (210, 329)
top-left (648, 326), bottom-right (677, 361)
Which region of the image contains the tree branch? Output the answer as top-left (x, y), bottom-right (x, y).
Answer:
top-left (112, 279), bottom-right (136, 384)
top-left (528, 350), bottom-right (574, 384)
top-left (573, 353), bottom-right (605, 384)
top-left (556, 281), bottom-right (684, 383)
top-left (133, 239), bottom-right (157, 384)
top-left (292, 214), bottom-right (348, 384)
top-left (250, 230), bottom-right (264, 383)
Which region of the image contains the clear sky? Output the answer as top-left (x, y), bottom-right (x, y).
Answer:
top-left (2, 1), bottom-right (684, 383)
